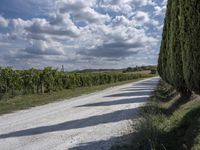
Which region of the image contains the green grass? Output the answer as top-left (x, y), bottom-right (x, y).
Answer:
top-left (112, 80), bottom-right (200, 150)
top-left (0, 77), bottom-right (153, 115)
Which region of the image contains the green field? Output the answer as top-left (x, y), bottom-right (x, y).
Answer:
top-left (0, 71), bottom-right (154, 115)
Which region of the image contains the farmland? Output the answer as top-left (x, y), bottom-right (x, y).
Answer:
top-left (0, 67), bottom-right (154, 114)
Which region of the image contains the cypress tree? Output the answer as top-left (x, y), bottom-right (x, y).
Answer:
top-left (158, 0), bottom-right (191, 97)
top-left (180, 0), bottom-right (200, 94)
top-left (169, 0), bottom-right (191, 97)
top-left (158, 0), bottom-right (172, 84)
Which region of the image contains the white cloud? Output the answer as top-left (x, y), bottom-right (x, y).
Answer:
top-left (0, 15), bottom-right (9, 27)
top-left (0, 0), bottom-right (166, 70)
top-left (57, 0), bottom-right (110, 24)
top-left (26, 17), bottom-right (80, 38)
top-left (133, 11), bottom-right (150, 25)
top-left (154, 5), bottom-right (166, 16)
top-left (24, 40), bottom-right (65, 55)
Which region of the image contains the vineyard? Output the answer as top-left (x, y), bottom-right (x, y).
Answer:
top-left (0, 67), bottom-right (152, 101)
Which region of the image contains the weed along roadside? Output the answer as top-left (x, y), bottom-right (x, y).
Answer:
top-left (112, 80), bottom-right (200, 150)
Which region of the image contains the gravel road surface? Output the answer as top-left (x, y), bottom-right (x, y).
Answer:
top-left (0, 77), bottom-right (159, 150)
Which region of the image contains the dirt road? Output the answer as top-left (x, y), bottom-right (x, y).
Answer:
top-left (0, 77), bottom-right (159, 150)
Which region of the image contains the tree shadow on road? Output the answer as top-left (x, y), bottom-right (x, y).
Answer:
top-left (120, 79), bottom-right (159, 91)
top-left (0, 107), bottom-right (140, 139)
top-left (105, 80), bottom-right (158, 98)
top-left (122, 88), bottom-right (155, 92)
top-left (68, 133), bottom-right (134, 150)
top-left (104, 91), bottom-right (153, 97)
top-left (76, 97), bottom-right (148, 107)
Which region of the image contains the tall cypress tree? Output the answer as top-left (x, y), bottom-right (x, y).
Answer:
top-left (180, 0), bottom-right (200, 94)
top-left (158, 0), bottom-right (172, 84)
top-left (169, 0), bottom-right (191, 96)
top-left (158, 0), bottom-right (191, 97)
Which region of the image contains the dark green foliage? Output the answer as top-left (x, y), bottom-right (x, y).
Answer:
top-left (180, 0), bottom-right (200, 94)
top-left (169, 0), bottom-right (191, 96)
top-left (158, 0), bottom-right (191, 96)
top-left (0, 67), bottom-right (151, 100)
top-left (158, 0), bottom-right (172, 84)
top-left (150, 69), bottom-right (157, 74)
top-left (123, 65), bottom-right (157, 73)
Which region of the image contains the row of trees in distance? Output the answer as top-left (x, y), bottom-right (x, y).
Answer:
top-left (123, 65), bottom-right (157, 73)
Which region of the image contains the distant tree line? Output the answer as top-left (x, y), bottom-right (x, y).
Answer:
top-left (158, 0), bottom-right (200, 97)
top-left (0, 67), bottom-right (152, 100)
top-left (123, 65), bottom-right (157, 73)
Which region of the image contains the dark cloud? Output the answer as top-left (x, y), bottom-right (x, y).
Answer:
top-left (101, 0), bottom-right (121, 5)
top-left (26, 22), bottom-right (79, 38)
top-left (79, 42), bottom-right (142, 58)
top-left (24, 46), bottom-right (63, 56)
top-left (27, 33), bottom-right (48, 41)
top-left (23, 40), bottom-right (65, 56)
top-left (59, 1), bottom-right (86, 13)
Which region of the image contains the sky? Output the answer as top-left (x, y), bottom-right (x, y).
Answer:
top-left (0, 0), bottom-right (167, 71)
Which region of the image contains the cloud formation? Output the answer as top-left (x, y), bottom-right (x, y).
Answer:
top-left (79, 42), bottom-right (142, 58)
top-left (0, 0), bottom-right (167, 70)
top-left (0, 15), bottom-right (9, 27)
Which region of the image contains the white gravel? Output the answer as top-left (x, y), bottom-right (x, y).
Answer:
top-left (0, 77), bottom-right (159, 150)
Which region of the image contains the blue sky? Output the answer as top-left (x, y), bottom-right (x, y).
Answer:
top-left (0, 0), bottom-right (167, 70)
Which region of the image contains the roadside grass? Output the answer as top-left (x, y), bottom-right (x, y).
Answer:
top-left (112, 80), bottom-right (200, 150)
top-left (0, 77), bottom-right (154, 115)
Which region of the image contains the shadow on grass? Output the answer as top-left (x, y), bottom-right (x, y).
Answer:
top-left (142, 96), bottom-right (193, 117)
top-left (165, 105), bottom-right (200, 150)
top-left (152, 94), bottom-right (197, 116)
top-left (164, 95), bottom-right (195, 116)
top-left (159, 105), bottom-right (200, 150)
top-left (126, 80), bottom-right (200, 150)
top-left (122, 105), bottom-right (200, 150)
